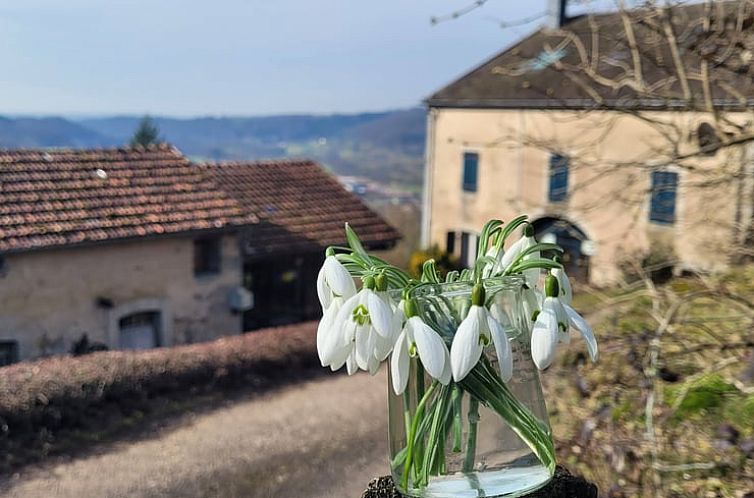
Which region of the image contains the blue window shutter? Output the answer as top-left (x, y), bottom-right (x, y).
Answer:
top-left (462, 152), bottom-right (478, 192)
top-left (649, 171), bottom-right (678, 224)
top-left (548, 154), bottom-right (569, 202)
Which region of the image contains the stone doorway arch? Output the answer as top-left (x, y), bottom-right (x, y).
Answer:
top-left (531, 217), bottom-right (592, 282)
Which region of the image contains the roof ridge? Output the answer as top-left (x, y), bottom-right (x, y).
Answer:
top-left (0, 143), bottom-right (181, 157)
top-left (201, 158), bottom-right (318, 167)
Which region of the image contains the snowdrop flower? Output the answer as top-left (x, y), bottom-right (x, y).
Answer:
top-left (531, 275), bottom-right (598, 370)
top-left (316, 250), bottom-right (356, 311)
top-left (391, 300), bottom-right (451, 395)
top-left (450, 284), bottom-right (513, 383)
top-left (501, 224), bottom-right (540, 288)
top-left (320, 275), bottom-right (397, 375)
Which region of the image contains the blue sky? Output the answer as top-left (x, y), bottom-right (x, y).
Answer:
top-left (0, 0), bottom-right (593, 116)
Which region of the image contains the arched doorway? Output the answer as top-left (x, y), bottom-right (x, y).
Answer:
top-left (531, 217), bottom-right (591, 282)
top-left (119, 311), bottom-right (161, 350)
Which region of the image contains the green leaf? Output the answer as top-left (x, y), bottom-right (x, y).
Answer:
top-left (345, 222), bottom-right (369, 260)
top-left (421, 260), bottom-right (440, 283)
top-left (499, 215), bottom-right (529, 245)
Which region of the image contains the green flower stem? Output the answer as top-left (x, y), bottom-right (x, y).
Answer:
top-left (460, 361), bottom-right (556, 473)
top-left (402, 390), bottom-right (412, 439)
top-left (451, 386), bottom-right (463, 452)
top-left (415, 361), bottom-right (426, 401)
top-left (411, 361), bottom-right (427, 478)
top-left (420, 384), bottom-right (454, 486)
top-left (462, 396), bottom-right (480, 473)
top-left (401, 381), bottom-right (438, 489)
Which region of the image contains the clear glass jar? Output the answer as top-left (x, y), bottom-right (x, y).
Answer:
top-left (388, 277), bottom-right (555, 498)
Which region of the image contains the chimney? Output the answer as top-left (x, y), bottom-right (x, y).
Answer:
top-left (547, 0), bottom-right (568, 29)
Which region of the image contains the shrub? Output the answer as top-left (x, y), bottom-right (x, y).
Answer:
top-left (0, 322), bottom-right (318, 470)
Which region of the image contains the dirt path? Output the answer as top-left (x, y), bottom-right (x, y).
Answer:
top-left (0, 370), bottom-right (389, 498)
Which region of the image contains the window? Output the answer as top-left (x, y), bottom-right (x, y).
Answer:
top-left (649, 171), bottom-right (679, 224)
top-left (0, 340), bottom-right (18, 366)
top-left (459, 232), bottom-right (477, 268)
top-left (446, 231), bottom-right (456, 255)
top-left (548, 153), bottom-right (569, 202)
top-left (194, 236), bottom-right (222, 275)
top-left (462, 152), bottom-right (479, 192)
top-left (697, 122), bottom-right (721, 156)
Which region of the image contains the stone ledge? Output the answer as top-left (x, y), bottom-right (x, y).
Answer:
top-left (361, 466), bottom-right (598, 498)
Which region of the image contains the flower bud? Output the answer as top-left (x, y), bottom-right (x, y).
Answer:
top-left (363, 275), bottom-right (376, 290)
top-left (471, 283), bottom-right (486, 306)
top-left (544, 275), bottom-right (560, 298)
top-left (404, 298), bottom-right (419, 318)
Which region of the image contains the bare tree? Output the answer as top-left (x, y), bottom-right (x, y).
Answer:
top-left (485, 1), bottom-right (754, 262)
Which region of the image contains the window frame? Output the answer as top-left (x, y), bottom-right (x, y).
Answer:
top-left (193, 236), bottom-right (222, 276)
top-left (462, 152), bottom-right (479, 193)
top-left (548, 153), bottom-right (569, 202)
top-left (649, 170), bottom-right (679, 225)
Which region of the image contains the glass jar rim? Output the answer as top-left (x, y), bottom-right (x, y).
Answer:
top-left (388, 275), bottom-right (527, 301)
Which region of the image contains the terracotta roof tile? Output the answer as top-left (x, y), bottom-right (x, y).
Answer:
top-left (202, 160), bottom-right (401, 256)
top-left (0, 145), bottom-right (257, 253)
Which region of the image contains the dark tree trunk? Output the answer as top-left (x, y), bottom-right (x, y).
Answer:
top-left (361, 466), bottom-right (598, 498)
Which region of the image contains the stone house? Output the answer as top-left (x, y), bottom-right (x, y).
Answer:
top-left (204, 159), bottom-right (401, 331)
top-left (422, 1), bottom-right (754, 285)
top-left (0, 146), bottom-right (398, 363)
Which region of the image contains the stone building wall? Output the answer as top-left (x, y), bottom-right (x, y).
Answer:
top-left (0, 234), bottom-right (242, 360)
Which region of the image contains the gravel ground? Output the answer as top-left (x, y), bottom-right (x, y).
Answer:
top-left (0, 369), bottom-right (389, 498)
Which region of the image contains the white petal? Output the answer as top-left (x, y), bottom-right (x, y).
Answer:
top-left (531, 307), bottom-right (559, 370)
top-left (346, 351), bottom-right (358, 375)
top-left (391, 330), bottom-right (410, 395)
top-left (501, 236), bottom-right (526, 270)
top-left (374, 331), bottom-right (394, 362)
top-left (367, 354), bottom-right (380, 375)
top-left (564, 304), bottom-right (599, 362)
top-left (367, 290), bottom-right (394, 338)
top-left (439, 347), bottom-right (452, 385)
top-left (324, 256), bottom-right (356, 297)
top-left (316, 300), bottom-right (340, 365)
top-left (410, 317), bottom-right (448, 382)
top-left (524, 266), bottom-right (541, 289)
top-left (317, 267), bottom-right (332, 310)
top-left (321, 297), bottom-right (356, 367)
top-left (450, 306), bottom-right (484, 382)
top-left (487, 314), bottom-right (513, 382)
top-left (328, 320), bottom-right (355, 371)
top-left (354, 325), bottom-right (370, 371)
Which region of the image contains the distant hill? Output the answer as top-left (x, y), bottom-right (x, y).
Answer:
top-left (79, 109), bottom-right (427, 189)
top-left (0, 109), bottom-right (426, 190)
top-left (0, 117), bottom-right (108, 148)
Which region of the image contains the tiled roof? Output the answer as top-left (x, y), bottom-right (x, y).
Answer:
top-left (428, 2), bottom-right (754, 110)
top-left (203, 160), bottom-right (400, 256)
top-left (0, 145), bottom-right (257, 253)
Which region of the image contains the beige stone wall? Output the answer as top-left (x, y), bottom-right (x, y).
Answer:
top-left (424, 108), bottom-right (745, 285)
top-left (0, 234), bottom-right (243, 360)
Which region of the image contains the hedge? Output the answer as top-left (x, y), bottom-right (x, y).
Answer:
top-left (0, 322), bottom-right (319, 471)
